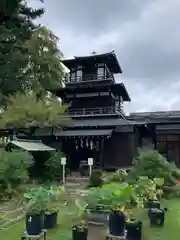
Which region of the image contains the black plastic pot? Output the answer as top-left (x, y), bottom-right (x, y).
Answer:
top-left (145, 200), bottom-right (160, 209)
top-left (126, 220), bottom-right (142, 240)
top-left (148, 208), bottom-right (167, 227)
top-left (0, 220), bottom-right (6, 225)
top-left (85, 208), bottom-right (109, 225)
top-left (72, 225), bottom-right (88, 240)
top-left (26, 213), bottom-right (44, 235)
top-left (44, 212), bottom-right (58, 229)
top-left (109, 211), bottom-right (125, 236)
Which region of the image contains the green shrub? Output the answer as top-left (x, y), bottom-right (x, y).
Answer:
top-left (127, 149), bottom-right (178, 185)
top-left (163, 184), bottom-right (180, 198)
top-left (86, 182), bottom-right (133, 210)
top-left (24, 185), bottom-right (65, 214)
top-left (88, 169), bottom-right (103, 188)
top-left (170, 162), bottom-right (180, 179)
top-left (0, 149), bottom-right (33, 198)
top-left (109, 169), bottom-right (128, 182)
top-left (132, 176), bottom-right (164, 207)
top-left (44, 151), bottom-right (69, 183)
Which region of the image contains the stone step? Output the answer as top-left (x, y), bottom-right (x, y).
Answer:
top-left (66, 183), bottom-right (87, 187)
top-left (67, 189), bottom-right (88, 196)
top-left (67, 187), bottom-right (86, 190)
top-left (65, 173), bottom-right (89, 196)
top-left (65, 177), bottom-right (88, 196)
top-left (66, 176), bottom-right (89, 183)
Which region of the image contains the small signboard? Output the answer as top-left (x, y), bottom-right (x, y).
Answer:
top-left (61, 157), bottom-right (66, 165)
top-left (88, 158), bottom-right (93, 166)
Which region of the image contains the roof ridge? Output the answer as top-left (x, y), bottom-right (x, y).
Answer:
top-left (12, 139), bottom-right (42, 143)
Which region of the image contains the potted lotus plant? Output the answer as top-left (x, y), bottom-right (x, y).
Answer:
top-left (24, 187), bottom-right (50, 235)
top-left (148, 207), bottom-right (167, 227)
top-left (132, 177), bottom-right (164, 209)
top-left (125, 217), bottom-right (142, 240)
top-left (44, 185), bottom-right (65, 229)
top-left (85, 187), bottom-right (110, 225)
top-left (125, 192), bottom-right (143, 240)
top-left (84, 203), bottom-right (110, 225)
top-left (0, 215), bottom-right (6, 226)
top-left (146, 178), bottom-right (164, 209)
top-left (104, 183), bottom-right (132, 237)
top-left (72, 199), bottom-right (88, 240)
top-left (86, 182), bottom-right (133, 236)
top-left (72, 223), bottom-right (88, 240)
top-left (44, 204), bottom-right (59, 229)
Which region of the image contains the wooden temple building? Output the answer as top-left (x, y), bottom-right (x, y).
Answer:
top-left (128, 111), bottom-right (180, 166)
top-left (52, 51), bottom-right (137, 170)
top-left (3, 51), bottom-right (180, 170)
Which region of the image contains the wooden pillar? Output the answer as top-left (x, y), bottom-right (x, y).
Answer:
top-left (175, 142), bottom-right (179, 166)
top-left (178, 141), bottom-right (180, 166)
top-left (134, 126), bottom-right (141, 148)
top-left (100, 137), bottom-right (104, 168)
top-left (151, 124), bottom-right (156, 150)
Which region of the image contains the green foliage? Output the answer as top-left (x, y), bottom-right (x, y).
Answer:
top-left (128, 149), bottom-right (178, 185)
top-left (24, 185), bottom-right (65, 214)
top-left (24, 27), bottom-right (65, 92)
top-left (132, 176), bottom-right (164, 207)
top-left (45, 185), bottom-right (65, 214)
top-left (0, 0), bottom-right (20, 23)
top-left (0, 1), bottom-right (68, 130)
top-left (74, 199), bottom-right (88, 218)
top-left (0, 1), bottom-right (66, 109)
top-left (0, 0), bottom-right (44, 24)
top-left (109, 169), bottom-right (128, 182)
top-left (0, 149), bottom-right (33, 198)
top-left (163, 184), bottom-right (180, 198)
top-left (170, 162), bottom-right (180, 179)
top-left (24, 186), bottom-right (50, 214)
top-left (0, 0), bottom-right (44, 106)
top-left (88, 169), bottom-right (103, 188)
top-left (44, 151), bottom-right (68, 182)
top-left (86, 182), bottom-right (133, 211)
top-left (0, 92), bottom-right (68, 128)
top-left (154, 177), bottom-right (164, 187)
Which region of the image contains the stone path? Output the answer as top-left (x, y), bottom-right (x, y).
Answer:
top-left (65, 176), bottom-right (108, 240)
top-left (0, 199), bottom-right (25, 229)
top-left (65, 176), bottom-right (89, 196)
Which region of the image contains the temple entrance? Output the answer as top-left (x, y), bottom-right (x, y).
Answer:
top-left (62, 137), bottom-right (101, 171)
top-left (70, 145), bottom-right (94, 171)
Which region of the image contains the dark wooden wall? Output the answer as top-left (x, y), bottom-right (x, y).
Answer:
top-left (71, 96), bottom-right (113, 109)
top-left (103, 132), bottom-right (137, 169)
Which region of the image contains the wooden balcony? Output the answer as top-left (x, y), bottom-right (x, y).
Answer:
top-left (65, 74), bottom-right (115, 84)
top-left (67, 107), bottom-right (125, 117)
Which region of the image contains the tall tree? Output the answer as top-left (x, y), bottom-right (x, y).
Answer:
top-left (23, 27), bottom-right (65, 96)
top-left (0, 0), bottom-right (44, 105)
top-left (0, 0), bottom-right (21, 24)
top-left (0, 0), bottom-right (43, 24)
top-left (0, 1), bottom-right (68, 129)
top-left (0, 91), bottom-right (68, 128)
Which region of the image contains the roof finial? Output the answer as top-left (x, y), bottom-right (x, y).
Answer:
top-left (91, 51), bottom-right (97, 55)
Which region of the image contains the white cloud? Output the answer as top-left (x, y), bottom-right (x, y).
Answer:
top-left (30, 0), bottom-right (180, 112)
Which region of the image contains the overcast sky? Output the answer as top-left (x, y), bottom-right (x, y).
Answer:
top-left (30, 0), bottom-right (180, 113)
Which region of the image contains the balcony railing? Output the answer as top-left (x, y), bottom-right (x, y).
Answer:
top-left (65, 74), bottom-right (115, 84)
top-left (67, 107), bottom-right (124, 116)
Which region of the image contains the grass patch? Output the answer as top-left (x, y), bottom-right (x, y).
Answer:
top-left (0, 202), bottom-right (79, 240)
top-left (0, 198), bottom-right (180, 240)
top-left (132, 198), bottom-right (180, 240)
